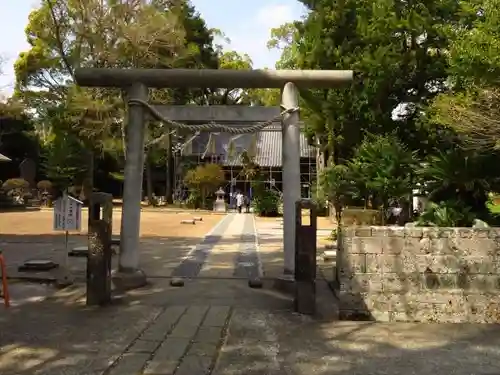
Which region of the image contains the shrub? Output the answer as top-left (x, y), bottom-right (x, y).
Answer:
top-left (184, 163), bottom-right (224, 209)
top-left (416, 200), bottom-right (476, 227)
top-left (2, 178), bottom-right (29, 191)
top-left (252, 189), bottom-right (280, 217)
top-left (36, 180), bottom-right (53, 191)
top-left (1, 178), bottom-right (29, 205)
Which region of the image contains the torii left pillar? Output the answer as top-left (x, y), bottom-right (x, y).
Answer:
top-left (111, 83), bottom-right (148, 290)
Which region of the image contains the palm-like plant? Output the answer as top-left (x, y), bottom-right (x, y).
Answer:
top-left (416, 201), bottom-right (476, 227)
top-left (417, 150), bottom-right (499, 217)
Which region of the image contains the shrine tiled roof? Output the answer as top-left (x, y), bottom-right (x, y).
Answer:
top-left (189, 123), bottom-right (315, 167)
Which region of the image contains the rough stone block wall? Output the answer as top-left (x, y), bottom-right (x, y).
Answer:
top-left (337, 226), bottom-right (500, 322)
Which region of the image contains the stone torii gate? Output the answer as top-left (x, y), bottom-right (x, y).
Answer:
top-left (74, 68), bottom-right (353, 289)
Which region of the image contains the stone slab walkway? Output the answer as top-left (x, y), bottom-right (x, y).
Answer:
top-left (1, 214), bottom-right (500, 375)
top-left (170, 213), bottom-right (262, 280)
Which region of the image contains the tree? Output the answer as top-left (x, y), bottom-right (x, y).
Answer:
top-left (13, 0), bottom-right (195, 201)
top-left (432, 88), bottom-right (500, 150)
top-left (0, 99), bottom-right (40, 181)
top-left (270, 0), bottom-right (472, 162)
top-left (318, 164), bottom-right (355, 224)
top-left (134, 0), bottom-right (221, 205)
top-left (42, 127), bottom-right (88, 193)
top-left (184, 163), bottom-right (224, 208)
top-left (430, 0), bottom-right (500, 150)
top-left (350, 134), bottom-right (415, 209)
top-left (196, 50), bottom-right (254, 105)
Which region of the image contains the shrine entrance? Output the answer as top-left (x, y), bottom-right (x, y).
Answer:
top-left (75, 68), bottom-right (353, 289)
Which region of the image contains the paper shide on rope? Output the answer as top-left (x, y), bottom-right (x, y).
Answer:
top-left (128, 98), bottom-right (299, 160)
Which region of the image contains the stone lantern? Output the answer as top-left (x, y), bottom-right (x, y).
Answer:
top-left (213, 188), bottom-right (227, 212)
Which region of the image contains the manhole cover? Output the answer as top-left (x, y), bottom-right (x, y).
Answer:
top-left (18, 259), bottom-right (59, 271)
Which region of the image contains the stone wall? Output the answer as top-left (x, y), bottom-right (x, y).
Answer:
top-left (336, 226), bottom-right (500, 323)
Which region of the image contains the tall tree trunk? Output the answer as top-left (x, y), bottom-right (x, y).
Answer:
top-left (145, 150), bottom-right (154, 206)
top-left (165, 130), bottom-right (174, 204)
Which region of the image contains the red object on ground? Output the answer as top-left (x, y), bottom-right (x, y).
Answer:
top-left (0, 251), bottom-right (10, 308)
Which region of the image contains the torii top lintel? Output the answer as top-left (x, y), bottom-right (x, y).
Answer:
top-left (74, 68), bottom-right (353, 89)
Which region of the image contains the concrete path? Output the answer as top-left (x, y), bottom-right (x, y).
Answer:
top-left (173, 213), bottom-right (262, 280)
top-left (1, 214), bottom-right (500, 375)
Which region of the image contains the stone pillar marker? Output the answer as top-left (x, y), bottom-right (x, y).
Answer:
top-left (294, 199), bottom-right (317, 315)
top-left (281, 82), bottom-right (301, 275)
top-left (87, 192), bottom-right (113, 306)
top-left (111, 83), bottom-right (148, 290)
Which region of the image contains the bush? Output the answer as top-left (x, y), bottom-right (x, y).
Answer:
top-left (416, 150), bottom-right (496, 221)
top-left (252, 189), bottom-right (280, 217)
top-left (184, 163), bottom-right (224, 208)
top-left (2, 178), bottom-right (29, 191)
top-left (0, 178), bottom-right (29, 208)
top-left (37, 180), bottom-right (53, 191)
top-left (311, 180), bottom-right (328, 216)
top-left (416, 200), bottom-right (476, 227)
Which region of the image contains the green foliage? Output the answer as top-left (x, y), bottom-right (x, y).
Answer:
top-left (319, 164), bottom-right (355, 208)
top-left (0, 99), bottom-right (40, 166)
top-left (240, 150), bottom-right (259, 181)
top-left (2, 178), bottom-right (30, 205)
top-left (349, 134), bottom-right (416, 209)
top-left (185, 190), bottom-right (201, 209)
top-left (109, 172), bottom-right (124, 181)
top-left (42, 131), bottom-right (88, 190)
top-left (416, 201), bottom-right (476, 227)
top-left (252, 190), bottom-right (280, 217)
top-left (251, 178), bottom-right (281, 217)
top-left (310, 179), bottom-right (328, 216)
top-left (320, 134), bottom-right (415, 211)
top-left (428, 0), bottom-right (500, 151)
top-left (328, 228), bottom-right (338, 241)
top-left (444, 0), bottom-right (500, 87)
top-left (184, 163), bottom-right (224, 208)
top-left (417, 150), bottom-right (499, 219)
top-left (318, 163), bottom-right (355, 223)
top-left (272, 0), bottom-right (469, 160)
top-left (10, 0), bottom-right (232, 201)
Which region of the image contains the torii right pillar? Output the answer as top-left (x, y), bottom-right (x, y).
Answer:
top-left (281, 82), bottom-right (301, 276)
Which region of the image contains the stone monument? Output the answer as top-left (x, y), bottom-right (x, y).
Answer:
top-left (213, 188), bottom-right (227, 212)
top-left (19, 158), bottom-right (36, 187)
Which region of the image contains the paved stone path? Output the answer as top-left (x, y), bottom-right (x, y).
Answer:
top-left (108, 305), bottom-right (229, 375)
top-left (171, 214), bottom-right (235, 278)
top-left (2, 214), bottom-right (500, 375)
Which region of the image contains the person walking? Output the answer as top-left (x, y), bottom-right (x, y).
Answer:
top-left (236, 191), bottom-right (244, 213)
top-left (245, 194), bottom-right (251, 213)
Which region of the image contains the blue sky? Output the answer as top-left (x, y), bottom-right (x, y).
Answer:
top-left (0, 0), bottom-right (306, 96)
